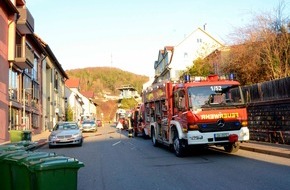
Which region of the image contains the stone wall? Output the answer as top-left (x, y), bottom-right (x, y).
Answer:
top-left (247, 99), bottom-right (290, 145)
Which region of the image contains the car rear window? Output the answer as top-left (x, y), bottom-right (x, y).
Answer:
top-left (82, 121), bottom-right (95, 124)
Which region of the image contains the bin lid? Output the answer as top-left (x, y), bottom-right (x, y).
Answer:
top-left (21, 152), bottom-right (58, 167)
top-left (26, 156), bottom-right (70, 170)
top-left (3, 151), bottom-right (50, 163)
top-left (0, 144), bottom-right (23, 152)
top-left (2, 141), bottom-right (36, 151)
top-left (3, 151), bottom-right (37, 164)
top-left (0, 150), bottom-right (27, 160)
top-left (9, 130), bottom-right (24, 134)
top-left (14, 141), bottom-right (36, 147)
top-left (30, 157), bottom-right (84, 171)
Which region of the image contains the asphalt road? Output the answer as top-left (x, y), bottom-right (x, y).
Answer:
top-left (39, 126), bottom-right (290, 190)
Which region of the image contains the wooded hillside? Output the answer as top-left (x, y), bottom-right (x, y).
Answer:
top-left (66, 67), bottom-right (149, 121)
top-left (66, 67), bottom-right (149, 96)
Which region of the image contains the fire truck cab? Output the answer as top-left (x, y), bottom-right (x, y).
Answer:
top-left (142, 75), bottom-right (250, 157)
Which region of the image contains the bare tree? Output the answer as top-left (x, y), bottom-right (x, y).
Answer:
top-left (222, 0), bottom-right (290, 84)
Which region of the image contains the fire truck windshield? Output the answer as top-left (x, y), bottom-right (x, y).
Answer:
top-left (188, 85), bottom-right (244, 110)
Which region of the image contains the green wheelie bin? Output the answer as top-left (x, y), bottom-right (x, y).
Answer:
top-left (7, 140), bottom-right (37, 151)
top-left (9, 130), bottom-right (24, 142)
top-left (23, 130), bottom-right (32, 141)
top-left (29, 157), bottom-right (84, 190)
top-left (5, 151), bottom-right (58, 190)
top-left (0, 150), bottom-right (27, 190)
top-left (0, 144), bottom-right (24, 153)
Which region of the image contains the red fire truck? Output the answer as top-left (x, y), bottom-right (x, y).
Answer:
top-left (142, 75), bottom-right (249, 157)
top-left (130, 104), bottom-right (149, 138)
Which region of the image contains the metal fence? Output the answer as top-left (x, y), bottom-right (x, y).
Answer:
top-left (242, 77), bottom-right (290, 103)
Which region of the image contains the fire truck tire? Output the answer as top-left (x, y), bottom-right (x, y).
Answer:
top-left (173, 136), bottom-right (186, 157)
top-left (152, 130), bottom-right (159, 147)
top-left (224, 142), bottom-right (240, 153)
top-left (142, 130), bottom-right (145, 137)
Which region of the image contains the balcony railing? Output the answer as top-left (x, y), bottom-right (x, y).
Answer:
top-left (15, 44), bottom-right (34, 69)
top-left (9, 88), bottom-right (19, 101)
top-left (31, 99), bottom-right (39, 109)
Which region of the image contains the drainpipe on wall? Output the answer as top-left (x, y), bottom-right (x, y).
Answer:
top-left (9, 62), bottom-right (13, 130)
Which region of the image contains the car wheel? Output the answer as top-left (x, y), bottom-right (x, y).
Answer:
top-left (77, 139), bottom-right (83, 147)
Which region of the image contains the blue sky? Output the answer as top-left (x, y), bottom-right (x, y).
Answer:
top-left (26, 0), bottom-right (290, 77)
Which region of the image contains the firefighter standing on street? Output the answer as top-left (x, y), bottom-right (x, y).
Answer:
top-left (127, 113), bottom-right (134, 138)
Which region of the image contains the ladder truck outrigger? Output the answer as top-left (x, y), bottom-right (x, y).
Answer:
top-left (142, 74), bottom-right (250, 157)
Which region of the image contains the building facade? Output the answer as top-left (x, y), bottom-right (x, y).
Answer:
top-left (118, 85), bottom-right (140, 99)
top-left (64, 84), bottom-right (84, 122)
top-left (0, 0), bottom-right (18, 143)
top-left (154, 27), bottom-right (224, 83)
top-left (65, 78), bottom-right (97, 122)
top-left (35, 36), bottom-right (69, 131)
top-left (0, 0), bottom-right (68, 143)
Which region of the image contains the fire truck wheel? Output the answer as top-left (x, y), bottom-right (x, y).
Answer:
top-left (224, 142), bottom-right (240, 153)
top-left (134, 130), bottom-right (138, 137)
top-left (142, 130), bottom-right (148, 139)
top-left (173, 136), bottom-right (186, 157)
top-left (151, 130), bottom-right (159, 147)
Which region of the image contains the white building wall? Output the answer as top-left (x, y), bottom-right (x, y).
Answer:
top-left (68, 88), bottom-right (96, 120)
top-left (65, 86), bottom-right (84, 122)
top-left (169, 28), bottom-right (223, 80)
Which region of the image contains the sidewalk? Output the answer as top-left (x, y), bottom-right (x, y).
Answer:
top-left (3, 130), bottom-right (290, 159)
top-left (240, 141), bottom-right (290, 159)
top-left (31, 130), bottom-right (51, 149)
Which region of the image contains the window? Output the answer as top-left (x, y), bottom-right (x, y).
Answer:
top-left (32, 56), bottom-right (39, 81)
top-left (9, 69), bottom-right (18, 89)
top-left (23, 74), bottom-right (32, 89)
top-left (54, 71), bottom-right (59, 91)
top-left (32, 81), bottom-right (39, 107)
top-left (32, 82), bottom-right (39, 99)
top-left (174, 90), bottom-right (186, 111)
top-left (188, 85), bottom-right (244, 110)
top-left (32, 113), bottom-right (39, 129)
top-left (9, 69), bottom-right (19, 100)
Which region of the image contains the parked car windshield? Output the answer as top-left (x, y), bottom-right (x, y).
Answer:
top-left (188, 85), bottom-right (245, 110)
top-left (54, 123), bottom-right (78, 130)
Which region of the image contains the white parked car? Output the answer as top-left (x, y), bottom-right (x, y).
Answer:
top-left (48, 122), bottom-right (83, 148)
top-left (81, 120), bottom-right (97, 132)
